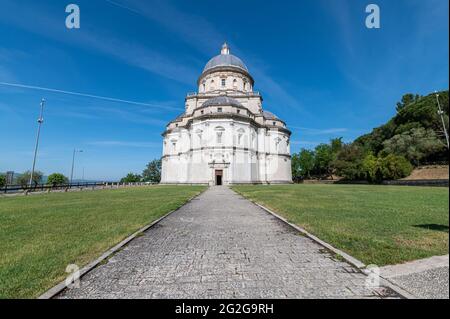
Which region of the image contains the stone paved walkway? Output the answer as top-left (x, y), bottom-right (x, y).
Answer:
top-left (380, 255), bottom-right (449, 299)
top-left (59, 187), bottom-right (394, 299)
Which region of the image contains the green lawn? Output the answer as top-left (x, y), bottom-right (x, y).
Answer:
top-left (233, 184), bottom-right (449, 266)
top-left (0, 185), bottom-right (205, 299)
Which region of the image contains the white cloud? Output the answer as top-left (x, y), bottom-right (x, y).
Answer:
top-left (0, 82), bottom-right (182, 111)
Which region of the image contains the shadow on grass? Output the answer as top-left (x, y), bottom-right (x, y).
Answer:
top-left (413, 224), bottom-right (449, 233)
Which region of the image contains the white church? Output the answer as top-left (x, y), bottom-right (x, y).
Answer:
top-left (161, 44), bottom-right (292, 185)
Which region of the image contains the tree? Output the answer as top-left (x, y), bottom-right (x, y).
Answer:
top-left (0, 174), bottom-right (6, 188)
top-left (47, 173), bottom-right (69, 186)
top-left (362, 154), bottom-right (383, 183)
top-left (120, 173), bottom-right (142, 183)
top-left (355, 91), bottom-right (448, 162)
top-left (16, 171), bottom-right (43, 188)
top-left (331, 137), bottom-right (344, 154)
top-left (396, 93), bottom-right (421, 112)
top-left (142, 159), bottom-right (161, 183)
top-left (380, 154), bottom-right (413, 180)
top-left (314, 144), bottom-right (334, 178)
top-left (332, 144), bottom-right (366, 180)
top-left (292, 149), bottom-right (315, 181)
top-left (382, 127), bottom-right (446, 166)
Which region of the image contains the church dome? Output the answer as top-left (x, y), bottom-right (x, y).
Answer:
top-left (203, 43), bottom-right (248, 73)
top-left (202, 96), bottom-right (243, 108)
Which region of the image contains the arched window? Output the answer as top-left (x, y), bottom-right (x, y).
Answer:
top-left (221, 78), bottom-right (226, 87)
top-left (210, 80), bottom-right (215, 90)
top-left (202, 81), bottom-right (206, 92)
top-left (233, 79), bottom-right (237, 89)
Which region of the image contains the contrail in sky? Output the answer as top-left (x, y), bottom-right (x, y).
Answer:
top-left (0, 82), bottom-right (182, 111)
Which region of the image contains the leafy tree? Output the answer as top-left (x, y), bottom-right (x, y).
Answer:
top-left (314, 144), bottom-right (334, 177)
top-left (330, 137), bottom-right (344, 154)
top-left (0, 174), bottom-right (6, 188)
top-left (380, 154), bottom-right (413, 180)
top-left (120, 173), bottom-right (142, 183)
top-left (361, 154), bottom-right (413, 182)
top-left (382, 127), bottom-right (445, 166)
top-left (142, 159), bottom-right (162, 183)
top-left (362, 154), bottom-right (383, 183)
top-left (332, 144), bottom-right (366, 180)
top-left (17, 171), bottom-right (43, 188)
top-left (292, 149), bottom-right (315, 181)
top-left (47, 173), bottom-right (69, 186)
top-left (355, 91), bottom-right (449, 163)
top-left (396, 93), bottom-right (421, 112)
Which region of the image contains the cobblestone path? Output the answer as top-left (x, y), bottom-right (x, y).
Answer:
top-left (59, 187), bottom-right (393, 299)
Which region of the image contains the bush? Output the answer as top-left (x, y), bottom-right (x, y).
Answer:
top-left (47, 173), bottom-right (69, 186)
top-left (362, 154), bottom-right (383, 183)
top-left (380, 154), bottom-right (413, 180)
top-left (120, 173), bottom-right (142, 183)
top-left (0, 175), bottom-right (6, 188)
top-left (361, 154), bottom-right (413, 183)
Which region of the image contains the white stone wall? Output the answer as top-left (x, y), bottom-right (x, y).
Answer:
top-left (161, 117), bottom-right (292, 185)
top-left (198, 71), bottom-right (253, 94)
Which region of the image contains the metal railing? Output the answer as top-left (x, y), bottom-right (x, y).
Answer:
top-left (1, 181), bottom-right (158, 195)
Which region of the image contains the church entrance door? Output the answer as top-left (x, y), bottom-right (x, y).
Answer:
top-left (215, 170), bottom-right (223, 186)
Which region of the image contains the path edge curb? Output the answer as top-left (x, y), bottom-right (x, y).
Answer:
top-left (233, 190), bottom-right (415, 299)
top-left (37, 189), bottom-right (206, 299)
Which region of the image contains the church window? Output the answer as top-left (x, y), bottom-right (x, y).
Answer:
top-left (233, 79), bottom-right (237, 89)
top-left (201, 110), bottom-right (204, 115)
top-left (237, 109), bottom-right (240, 114)
top-left (217, 107), bottom-right (222, 113)
top-left (221, 79), bottom-right (226, 87)
top-left (215, 126), bottom-right (225, 144)
top-left (273, 122), bottom-right (276, 126)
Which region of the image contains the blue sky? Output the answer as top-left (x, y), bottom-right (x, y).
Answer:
top-left (0, 0), bottom-right (448, 180)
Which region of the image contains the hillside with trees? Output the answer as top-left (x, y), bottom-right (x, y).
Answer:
top-left (292, 90), bottom-right (449, 182)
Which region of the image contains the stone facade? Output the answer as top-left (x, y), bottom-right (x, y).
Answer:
top-left (161, 44), bottom-right (292, 185)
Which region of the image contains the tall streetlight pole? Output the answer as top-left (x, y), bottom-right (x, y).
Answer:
top-left (29, 99), bottom-right (45, 187)
top-left (70, 149), bottom-right (83, 184)
top-left (435, 92), bottom-right (449, 149)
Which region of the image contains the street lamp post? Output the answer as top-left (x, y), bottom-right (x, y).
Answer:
top-left (70, 149), bottom-right (83, 184)
top-left (435, 92), bottom-right (449, 149)
top-left (29, 99), bottom-right (46, 187)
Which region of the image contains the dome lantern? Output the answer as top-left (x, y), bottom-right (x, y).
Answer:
top-left (221, 42), bottom-right (230, 55)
